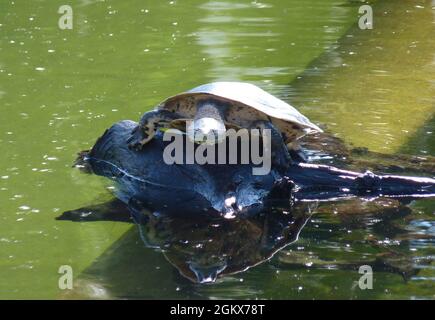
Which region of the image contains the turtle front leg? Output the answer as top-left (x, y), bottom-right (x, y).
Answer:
top-left (250, 120), bottom-right (292, 172)
top-left (127, 109), bottom-right (180, 151)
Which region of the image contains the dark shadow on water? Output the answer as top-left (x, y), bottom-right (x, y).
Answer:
top-left (400, 114), bottom-right (435, 156)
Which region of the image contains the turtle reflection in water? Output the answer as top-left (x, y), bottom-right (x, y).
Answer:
top-left (62, 82), bottom-right (435, 284)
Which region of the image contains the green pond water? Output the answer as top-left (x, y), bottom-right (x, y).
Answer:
top-left (0, 0), bottom-right (434, 299)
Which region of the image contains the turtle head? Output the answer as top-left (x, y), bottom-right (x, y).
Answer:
top-left (187, 117), bottom-right (226, 145)
top-left (187, 99), bottom-right (227, 145)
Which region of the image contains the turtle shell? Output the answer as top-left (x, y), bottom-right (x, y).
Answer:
top-left (157, 82), bottom-right (322, 143)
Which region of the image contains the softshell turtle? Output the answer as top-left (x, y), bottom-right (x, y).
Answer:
top-left (127, 82), bottom-right (322, 163)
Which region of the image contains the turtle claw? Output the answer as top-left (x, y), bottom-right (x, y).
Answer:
top-left (128, 141), bottom-right (144, 152)
top-left (127, 127), bottom-right (150, 151)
